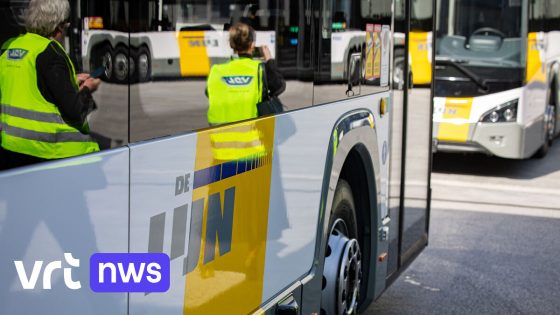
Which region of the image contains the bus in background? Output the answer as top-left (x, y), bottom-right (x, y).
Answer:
top-left (394, 0), bottom-right (433, 88)
top-left (433, 0), bottom-right (560, 159)
top-left (81, 0), bottom-right (276, 83)
top-left (0, 1), bottom-right (434, 314)
top-left (81, 0), bottom-right (395, 84)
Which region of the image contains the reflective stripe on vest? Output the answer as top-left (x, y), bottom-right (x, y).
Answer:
top-left (207, 58), bottom-right (265, 161)
top-left (0, 33), bottom-right (99, 159)
top-left (209, 123), bottom-right (266, 161)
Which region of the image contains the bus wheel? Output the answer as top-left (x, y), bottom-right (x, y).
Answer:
top-left (321, 180), bottom-right (362, 315)
top-left (128, 54), bottom-right (136, 83)
top-left (90, 44), bottom-right (113, 82)
top-left (113, 46), bottom-right (130, 84)
top-left (137, 46), bottom-right (151, 82)
top-left (393, 60), bottom-right (404, 90)
top-left (534, 105), bottom-right (555, 158)
top-left (102, 48), bottom-right (113, 82)
top-left (546, 105), bottom-right (556, 146)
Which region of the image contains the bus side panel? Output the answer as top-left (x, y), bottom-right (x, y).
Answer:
top-left (0, 149), bottom-right (129, 315)
top-left (262, 92), bottom-right (391, 304)
top-left (129, 135), bottom-right (197, 315)
top-left (516, 31), bottom-right (548, 156)
top-left (129, 119), bottom-right (276, 315)
top-left (127, 92), bottom-right (391, 313)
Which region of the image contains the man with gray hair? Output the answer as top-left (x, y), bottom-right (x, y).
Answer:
top-left (0, 0), bottom-right (101, 170)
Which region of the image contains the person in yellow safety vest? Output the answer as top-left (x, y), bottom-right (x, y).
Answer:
top-left (0, 0), bottom-right (101, 170)
top-left (206, 22), bottom-right (285, 162)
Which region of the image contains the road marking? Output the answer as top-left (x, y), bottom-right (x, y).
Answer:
top-left (433, 200), bottom-right (560, 219)
top-left (430, 178), bottom-right (560, 196)
top-left (404, 276), bottom-right (441, 292)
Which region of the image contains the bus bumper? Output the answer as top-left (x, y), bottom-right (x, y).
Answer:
top-left (433, 122), bottom-right (526, 159)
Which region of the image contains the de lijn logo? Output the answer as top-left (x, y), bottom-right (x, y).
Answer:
top-left (14, 253), bottom-right (170, 292)
top-left (90, 253), bottom-right (170, 292)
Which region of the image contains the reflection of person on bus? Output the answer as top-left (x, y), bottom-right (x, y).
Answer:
top-left (206, 22), bottom-right (285, 162)
top-left (207, 22), bottom-right (285, 127)
top-left (0, 0), bottom-right (101, 170)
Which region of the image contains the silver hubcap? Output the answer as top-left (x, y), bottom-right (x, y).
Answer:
top-left (547, 106), bottom-right (556, 140)
top-left (114, 53), bottom-right (128, 81)
top-left (322, 219), bottom-right (362, 315)
top-left (102, 51), bottom-right (112, 80)
top-left (138, 53), bottom-right (149, 81)
top-left (394, 64), bottom-right (404, 89)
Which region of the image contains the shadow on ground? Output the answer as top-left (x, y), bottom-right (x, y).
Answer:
top-left (432, 140), bottom-right (560, 180)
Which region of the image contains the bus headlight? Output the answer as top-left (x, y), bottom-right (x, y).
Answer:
top-left (480, 99), bottom-right (518, 123)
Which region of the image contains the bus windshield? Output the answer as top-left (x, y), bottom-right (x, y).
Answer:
top-left (436, 0), bottom-right (524, 68)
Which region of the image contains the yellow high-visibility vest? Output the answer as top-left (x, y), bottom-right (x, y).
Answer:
top-left (207, 58), bottom-right (265, 161)
top-left (0, 33), bottom-right (99, 159)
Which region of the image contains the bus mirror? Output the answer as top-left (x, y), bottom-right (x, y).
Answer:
top-left (346, 53), bottom-right (362, 97)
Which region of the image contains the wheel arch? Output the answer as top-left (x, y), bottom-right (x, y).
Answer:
top-left (301, 109), bottom-right (383, 314)
top-left (339, 142), bottom-right (379, 310)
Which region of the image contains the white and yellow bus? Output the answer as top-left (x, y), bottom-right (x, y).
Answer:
top-left (433, 0), bottom-right (560, 159)
top-left (80, 0), bottom-right (395, 84)
top-left (0, 0), bottom-right (433, 314)
top-left (393, 0), bottom-right (433, 88)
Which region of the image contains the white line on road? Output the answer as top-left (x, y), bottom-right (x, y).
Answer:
top-left (433, 200), bottom-right (560, 219)
top-left (430, 178), bottom-right (560, 196)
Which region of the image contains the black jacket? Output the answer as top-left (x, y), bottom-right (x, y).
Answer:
top-left (35, 41), bottom-right (97, 128)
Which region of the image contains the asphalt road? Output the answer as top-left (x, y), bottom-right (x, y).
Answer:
top-left (366, 143), bottom-right (560, 315)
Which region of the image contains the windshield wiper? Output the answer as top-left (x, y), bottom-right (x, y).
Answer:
top-left (435, 58), bottom-right (489, 92)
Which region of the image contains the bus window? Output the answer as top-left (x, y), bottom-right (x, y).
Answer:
top-left (0, 0), bottom-right (25, 45)
top-left (79, 0), bottom-right (130, 150)
top-left (313, 0), bottom-right (392, 106)
top-left (126, 0), bottom-right (313, 142)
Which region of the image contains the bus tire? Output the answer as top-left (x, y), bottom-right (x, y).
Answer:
top-left (90, 43), bottom-right (113, 82)
top-left (547, 105), bottom-right (556, 146)
top-left (393, 59), bottom-right (405, 90)
top-left (321, 179), bottom-right (362, 315)
top-left (113, 46), bottom-right (130, 84)
top-left (534, 105), bottom-right (555, 158)
top-left (136, 46), bottom-right (151, 82)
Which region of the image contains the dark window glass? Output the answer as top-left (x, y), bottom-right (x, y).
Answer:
top-left (313, 0), bottom-right (392, 106)
top-left (127, 0), bottom-right (314, 142)
top-left (0, 0), bottom-right (128, 171)
top-left (80, 0), bottom-right (130, 149)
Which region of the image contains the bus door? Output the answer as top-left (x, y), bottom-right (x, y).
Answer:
top-left (315, 0), bottom-right (368, 84)
top-left (275, 0), bottom-right (313, 80)
top-left (397, 0), bottom-right (433, 271)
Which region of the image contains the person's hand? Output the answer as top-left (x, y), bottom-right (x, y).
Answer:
top-left (80, 77), bottom-right (101, 92)
top-left (261, 45), bottom-right (272, 61)
top-left (77, 73), bottom-right (90, 86)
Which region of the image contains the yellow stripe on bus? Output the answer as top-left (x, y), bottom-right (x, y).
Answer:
top-left (178, 30), bottom-right (211, 77)
top-left (526, 32), bottom-right (546, 83)
top-left (437, 98), bottom-right (473, 143)
top-left (184, 118), bottom-right (276, 315)
top-left (409, 31), bottom-right (432, 85)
